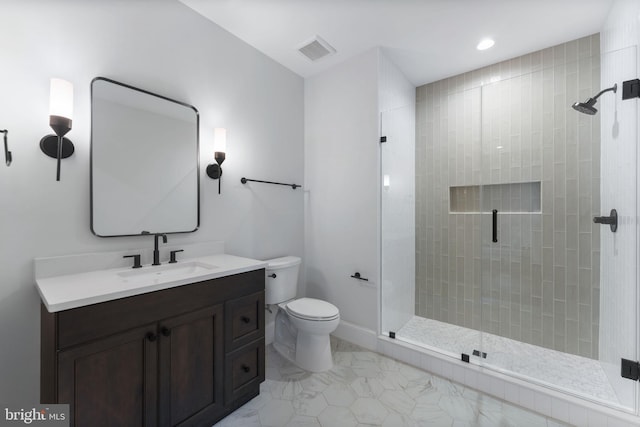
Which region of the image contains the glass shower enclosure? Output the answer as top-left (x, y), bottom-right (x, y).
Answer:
top-left (381, 40), bottom-right (639, 413)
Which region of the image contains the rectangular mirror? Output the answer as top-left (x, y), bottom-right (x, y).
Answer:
top-left (91, 77), bottom-right (199, 237)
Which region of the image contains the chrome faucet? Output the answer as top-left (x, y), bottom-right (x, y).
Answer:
top-left (152, 233), bottom-right (167, 266)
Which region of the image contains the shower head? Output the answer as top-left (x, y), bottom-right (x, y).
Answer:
top-left (572, 84), bottom-right (617, 115)
top-left (572, 99), bottom-right (598, 115)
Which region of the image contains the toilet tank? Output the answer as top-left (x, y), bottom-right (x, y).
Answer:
top-left (264, 256), bottom-right (301, 304)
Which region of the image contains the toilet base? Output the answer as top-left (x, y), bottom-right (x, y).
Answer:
top-left (273, 307), bottom-right (337, 373)
top-left (273, 332), bottom-right (334, 373)
top-left (295, 332), bottom-right (333, 372)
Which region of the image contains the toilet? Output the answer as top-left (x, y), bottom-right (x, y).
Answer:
top-left (265, 256), bottom-right (340, 372)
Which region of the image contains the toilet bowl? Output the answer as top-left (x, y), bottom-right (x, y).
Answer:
top-left (265, 256), bottom-right (340, 372)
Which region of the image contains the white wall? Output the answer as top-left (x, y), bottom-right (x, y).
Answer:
top-left (0, 0), bottom-right (303, 403)
top-left (304, 49), bottom-right (380, 334)
top-left (599, 0), bottom-right (640, 409)
top-left (379, 52), bottom-right (416, 334)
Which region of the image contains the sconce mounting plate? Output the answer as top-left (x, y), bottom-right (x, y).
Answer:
top-left (206, 163), bottom-right (222, 179)
top-left (40, 135), bottom-right (74, 159)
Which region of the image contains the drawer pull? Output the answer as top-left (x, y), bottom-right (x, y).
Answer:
top-left (268, 273), bottom-right (276, 278)
top-left (241, 316), bottom-right (251, 324)
top-left (160, 327), bottom-right (171, 337)
top-left (241, 364), bottom-right (251, 373)
top-left (146, 332), bottom-right (157, 342)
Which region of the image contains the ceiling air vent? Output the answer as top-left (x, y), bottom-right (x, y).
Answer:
top-left (297, 35), bottom-right (336, 62)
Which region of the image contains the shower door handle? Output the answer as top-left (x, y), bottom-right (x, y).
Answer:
top-left (492, 209), bottom-right (498, 242)
top-left (593, 209), bottom-right (618, 232)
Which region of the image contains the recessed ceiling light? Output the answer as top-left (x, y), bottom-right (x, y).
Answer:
top-left (477, 38), bottom-right (495, 51)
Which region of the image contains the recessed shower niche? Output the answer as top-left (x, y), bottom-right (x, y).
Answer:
top-left (449, 182), bottom-right (541, 213)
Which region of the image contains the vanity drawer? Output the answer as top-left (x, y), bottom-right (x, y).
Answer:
top-left (225, 291), bottom-right (264, 351)
top-left (224, 340), bottom-right (264, 405)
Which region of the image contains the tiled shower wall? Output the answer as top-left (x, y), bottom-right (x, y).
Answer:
top-left (415, 34), bottom-right (601, 358)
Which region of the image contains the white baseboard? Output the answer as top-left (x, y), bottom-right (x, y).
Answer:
top-left (332, 320), bottom-right (377, 351)
top-left (268, 317), bottom-right (377, 351)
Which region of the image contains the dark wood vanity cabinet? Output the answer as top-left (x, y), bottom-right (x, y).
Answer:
top-left (41, 269), bottom-right (265, 427)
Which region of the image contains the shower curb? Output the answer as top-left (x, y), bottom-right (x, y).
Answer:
top-left (375, 335), bottom-right (640, 427)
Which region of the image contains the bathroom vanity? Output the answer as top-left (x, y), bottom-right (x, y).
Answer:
top-left (37, 253), bottom-right (266, 427)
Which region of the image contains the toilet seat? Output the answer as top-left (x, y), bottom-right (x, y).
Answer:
top-left (286, 297), bottom-right (339, 321)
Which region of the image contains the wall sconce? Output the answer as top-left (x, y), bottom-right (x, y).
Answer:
top-left (40, 78), bottom-right (75, 181)
top-left (206, 128), bottom-right (226, 194)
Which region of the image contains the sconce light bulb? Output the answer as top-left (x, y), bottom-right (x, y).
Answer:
top-left (49, 78), bottom-right (74, 121)
top-left (213, 128), bottom-right (227, 153)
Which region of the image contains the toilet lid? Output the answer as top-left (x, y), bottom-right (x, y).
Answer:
top-left (286, 298), bottom-right (339, 321)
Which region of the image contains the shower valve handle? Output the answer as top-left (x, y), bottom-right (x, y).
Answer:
top-left (593, 209), bottom-right (617, 232)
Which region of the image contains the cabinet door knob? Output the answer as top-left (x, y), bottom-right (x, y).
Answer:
top-left (241, 364), bottom-right (251, 373)
top-left (241, 316), bottom-right (251, 324)
top-left (268, 273), bottom-right (276, 278)
top-left (146, 332), bottom-right (157, 342)
top-left (160, 327), bottom-right (171, 337)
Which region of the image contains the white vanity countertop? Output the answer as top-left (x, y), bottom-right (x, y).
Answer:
top-left (36, 254), bottom-right (267, 313)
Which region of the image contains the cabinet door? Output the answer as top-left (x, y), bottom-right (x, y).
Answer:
top-left (58, 323), bottom-right (158, 427)
top-left (158, 305), bottom-right (224, 427)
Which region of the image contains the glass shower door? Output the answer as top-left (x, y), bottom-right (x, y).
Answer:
top-left (595, 44), bottom-right (638, 412)
top-left (381, 85), bottom-right (484, 362)
top-left (380, 105), bottom-right (416, 338)
top-left (478, 43), bottom-right (638, 412)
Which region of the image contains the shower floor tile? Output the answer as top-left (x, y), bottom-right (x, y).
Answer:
top-left (214, 337), bottom-right (569, 426)
top-left (396, 316), bottom-right (619, 404)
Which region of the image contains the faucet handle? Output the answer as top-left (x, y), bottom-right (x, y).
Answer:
top-left (169, 249), bottom-right (184, 264)
top-left (123, 254), bottom-right (142, 269)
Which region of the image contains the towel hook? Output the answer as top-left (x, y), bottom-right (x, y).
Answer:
top-left (350, 272), bottom-right (369, 281)
top-left (1, 130), bottom-right (11, 166)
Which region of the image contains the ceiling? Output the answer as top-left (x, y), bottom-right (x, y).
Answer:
top-left (179, 0), bottom-right (614, 86)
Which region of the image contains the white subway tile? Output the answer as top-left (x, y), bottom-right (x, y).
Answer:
top-left (503, 382), bottom-right (520, 406)
top-left (534, 392), bottom-right (552, 415)
top-left (568, 402), bottom-right (589, 427)
top-left (452, 364), bottom-right (466, 385)
top-left (585, 408), bottom-right (608, 427)
top-left (463, 367), bottom-right (479, 390)
top-left (518, 386), bottom-right (535, 410)
top-left (550, 398), bottom-right (570, 423)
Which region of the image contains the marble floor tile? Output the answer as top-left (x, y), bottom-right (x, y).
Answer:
top-left (323, 382), bottom-right (357, 407)
top-left (213, 337), bottom-right (569, 426)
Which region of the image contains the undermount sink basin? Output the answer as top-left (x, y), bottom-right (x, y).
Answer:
top-left (117, 261), bottom-right (218, 283)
